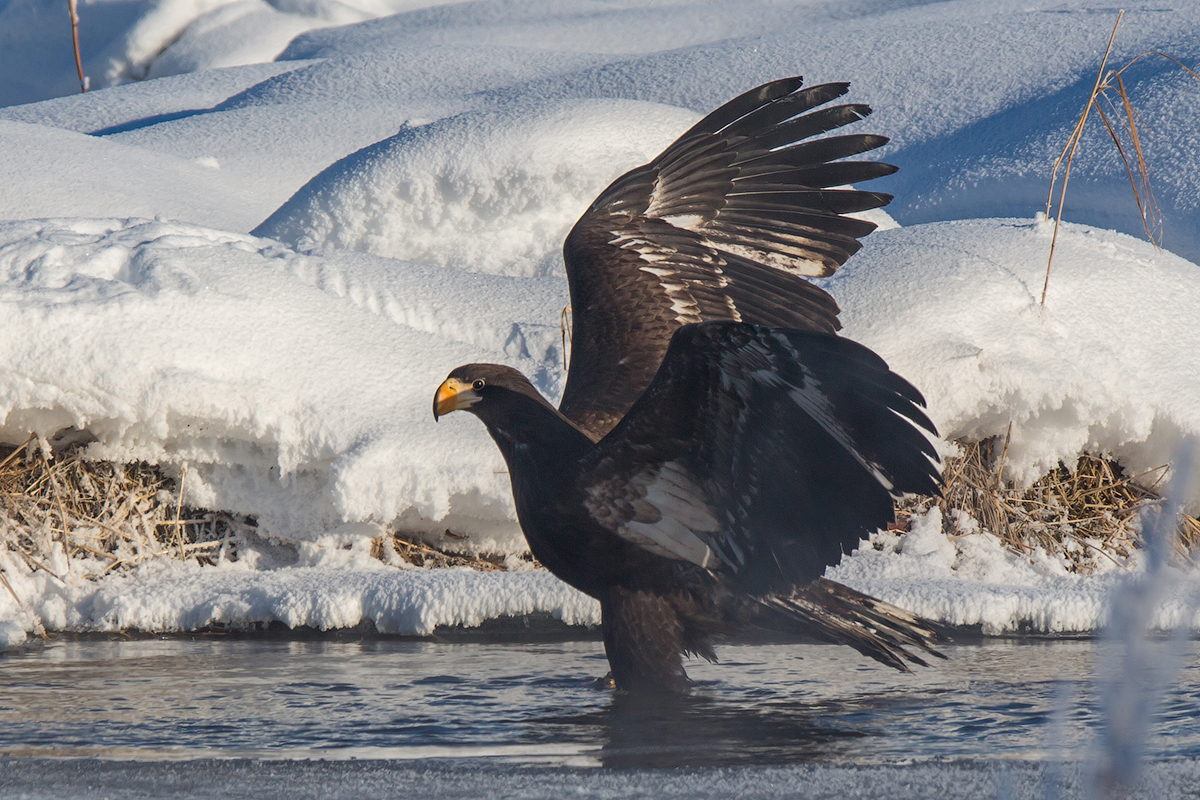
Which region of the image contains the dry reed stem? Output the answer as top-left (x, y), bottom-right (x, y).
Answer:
top-left (1042, 14), bottom-right (1200, 305)
top-left (174, 463), bottom-right (187, 558)
top-left (67, 0), bottom-right (87, 93)
top-left (1042, 9), bottom-right (1123, 306)
top-left (376, 531), bottom-right (539, 572)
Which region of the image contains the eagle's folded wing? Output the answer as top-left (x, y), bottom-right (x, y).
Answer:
top-left (577, 321), bottom-right (940, 596)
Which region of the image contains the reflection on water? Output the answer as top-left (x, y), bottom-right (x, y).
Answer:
top-left (1, 636), bottom-right (1199, 768)
top-left (557, 690), bottom-right (866, 769)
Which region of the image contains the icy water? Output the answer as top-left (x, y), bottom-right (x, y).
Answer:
top-left (2, 635), bottom-right (1200, 772)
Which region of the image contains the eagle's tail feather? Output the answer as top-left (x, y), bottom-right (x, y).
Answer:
top-left (761, 577), bottom-right (948, 672)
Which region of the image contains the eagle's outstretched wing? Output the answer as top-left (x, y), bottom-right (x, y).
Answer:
top-left (577, 322), bottom-right (939, 597)
top-left (558, 78), bottom-right (897, 438)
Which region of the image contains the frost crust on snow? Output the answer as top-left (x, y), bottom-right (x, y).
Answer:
top-left (830, 508), bottom-right (1200, 636)
top-left (0, 543), bottom-right (599, 640)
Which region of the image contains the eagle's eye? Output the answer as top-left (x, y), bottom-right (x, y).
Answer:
top-left (472, 379), bottom-right (485, 391)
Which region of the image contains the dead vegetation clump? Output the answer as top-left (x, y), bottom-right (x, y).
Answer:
top-left (3, 428), bottom-right (1196, 597)
top-left (897, 434), bottom-right (1200, 573)
top-left (0, 434), bottom-right (250, 581)
top-left (373, 530), bottom-right (539, 571)
top-left (0, 433), bottom-right (528, 605)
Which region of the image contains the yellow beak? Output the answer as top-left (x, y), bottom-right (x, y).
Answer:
top-left (433, 378), bottom-right (479, 421)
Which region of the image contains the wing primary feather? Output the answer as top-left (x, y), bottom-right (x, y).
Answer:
top-left (716, 83), bottom-right (853, 139)
top-left (753, 132), bottom-right (891, 164)
top-left (718, 205), bottom-right (880, 239)
top-left (732, 161), bottom-right (899, 186)
top-left (725, 189), bottom-right (893, 216)
top-left (727, 100), bottom-right (871, 148)
top-left (674, 76), bottom-right (808, 140)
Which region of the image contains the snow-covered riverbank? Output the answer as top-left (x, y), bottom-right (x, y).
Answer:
top-left (2, 0), bottom-right (1199, 647)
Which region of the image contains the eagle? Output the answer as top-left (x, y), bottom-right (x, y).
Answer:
top-left (433, 77), bottom-right (943, 692)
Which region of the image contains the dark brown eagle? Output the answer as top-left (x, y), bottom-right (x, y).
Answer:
top-left (433, 77), bottom-right (943, 692)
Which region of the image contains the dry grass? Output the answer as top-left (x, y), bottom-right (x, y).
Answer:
top-left (1042, 11), bottom-right (1200, 304)
top-left (3, 430), bottom-right (1195, 593)
top-left (0, 434), bottom-right (249, 580)
top-left (0, 433), bottom-right (530, 601)
top-left (897, 435), bottom-right (1200, 573)
top-left (373, 531), bottom-right (539, 571)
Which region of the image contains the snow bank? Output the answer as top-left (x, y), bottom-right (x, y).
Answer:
top-left (7, 0), bottom-right (1199, 253)
top-left (827, 217), bottom-right (1200, 505)
top-left (255, 98), bottom-right (698, 276)
top-left (277, 0), bottom-right (1200, 261)
top-left (0, 543), bottom-right (598, 644)
top-left (0, 0), bottom-right (464, 106)
top-left (831, 508), bottom-right (1200, 636)
top-left (0, 120), bottom-right (257, 230)
top-left (0, 216), bottom-right (571, 551)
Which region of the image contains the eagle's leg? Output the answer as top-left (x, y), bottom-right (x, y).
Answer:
top-left (601, 587), bottom-right (691, 693)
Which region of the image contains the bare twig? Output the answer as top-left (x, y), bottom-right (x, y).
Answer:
top-left (1042, 9), bottom-right (1123, 306)
top-left (67, 0), bottom-right (87, 93)
top-left (1041, 15), bottom-right (1200, 305)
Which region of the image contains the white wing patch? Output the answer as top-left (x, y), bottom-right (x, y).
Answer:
top-left (608, 232), bottom-right (703, 325)
top-left (587, 461), bottom-right (720, 569)
top-left (609, 225), bottom-right (748, 324)
top-left (639, 265), bottom-right (702, 324)
top-left (660, 213), bottom-right (705, 229)
top-left (710, 241), bottom-right (831, 277)
top-left (646, 173), bottom-right (699, 224)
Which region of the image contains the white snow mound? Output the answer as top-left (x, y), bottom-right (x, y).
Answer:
top-left (828, 217), bottom-right (1200, 508)
top-left (255, 99), bottom-right (699, 276)
top-left (0, 545), bottom-right (599, 639)
top-left (0, 216), bottom-right (572, 552)
top-left (832, 507), bottom-right (1200, 635)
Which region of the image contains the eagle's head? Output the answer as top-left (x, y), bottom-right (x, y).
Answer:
top-left (433, 364), bottom-right (550, 422)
